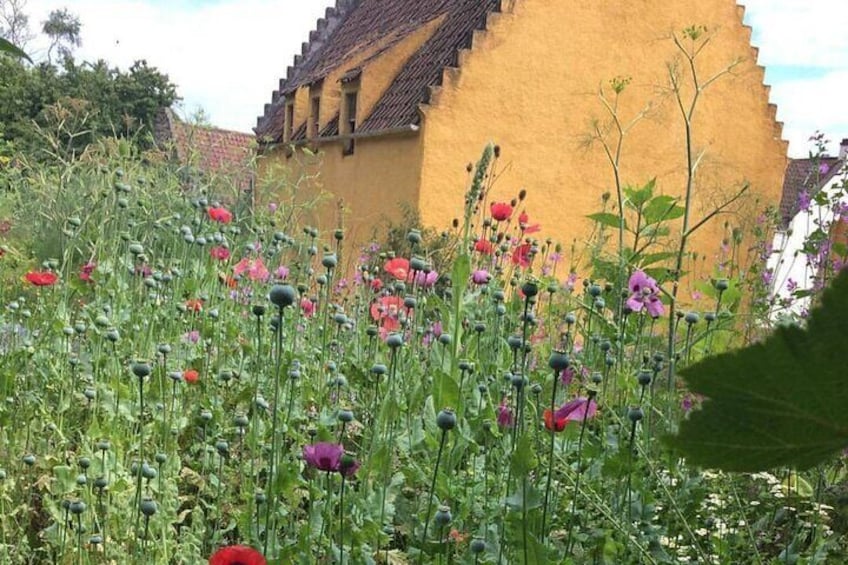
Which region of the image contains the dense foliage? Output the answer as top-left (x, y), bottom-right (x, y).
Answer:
top-left (0, 136), bottom-right (847, 564)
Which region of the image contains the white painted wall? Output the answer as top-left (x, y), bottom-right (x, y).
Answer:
top-left (768, 164), bottom-right (847, 319)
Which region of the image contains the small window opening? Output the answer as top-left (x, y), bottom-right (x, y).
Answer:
top-left (342, 91), bottom-right (357, 155)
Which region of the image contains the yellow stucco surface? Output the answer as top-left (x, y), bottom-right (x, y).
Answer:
top-left (261, 0), bottom-right (787, 279)
top-left (419, 0), bottom-right (786, 274)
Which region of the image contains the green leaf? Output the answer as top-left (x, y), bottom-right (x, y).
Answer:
top-left (432, 370), bottom-right (459, 413)
top-left (669, 270), bottom-right (848, 471)
top-left (509, 433), bottom-right (538, 477)
top-left (0, 37), bottom-right (32, 63)
top-left (642, 195), bottom-right (684, 225)
top-left (587, 213), bottom-right (626, 230)
top-left (625, 178), bottom-right (656, 208)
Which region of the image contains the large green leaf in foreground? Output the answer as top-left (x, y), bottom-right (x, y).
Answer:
top-left (0, 37), bottom-right (32, 62)
top-left (670, 269), bottom-right (848, 472)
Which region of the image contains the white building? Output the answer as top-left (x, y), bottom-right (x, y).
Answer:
top-left (768, 139), bottom-right (847, 319)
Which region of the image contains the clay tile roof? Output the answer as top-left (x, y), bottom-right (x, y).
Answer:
top-left (255, 0), bottom-right (500, 141)
top-left (155, 109), bottom-right (254, 185)
top-left (778, 157), bottom-right (844, 226)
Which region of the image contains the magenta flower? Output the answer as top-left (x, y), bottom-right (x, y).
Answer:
top-left (340, 456), bottom-right (360, 478)
top-left (471, 269), bottom-right (490, 285)
top-left (798, 189), bottom-right (811, 213)
top-left (414, 270), bottom-right (439, 288)
top-left (554, 396), bottom-right (598, 423)
top-left (302, 442), bottom-right (344, 472)
top-left (626, 270), bottom-right (664, 318)
top-left (275, 265), bottom-right (289, 280)
top-left (497, 399), bottom-right (514, 428)
top-left (560, 367), bottom-right (575, 386)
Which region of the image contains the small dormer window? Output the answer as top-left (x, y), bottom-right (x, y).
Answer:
top-left (342, 91), bottom-right (358, 155)
top-left (284, 99), bottom-right (295, 143)
top-left (310, 96), bottom-right (321, 139)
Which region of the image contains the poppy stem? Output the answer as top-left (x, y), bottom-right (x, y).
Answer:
top-left (420, 428), bottom-right (448, 564)
top-left (565, 392), bottom-right (595, 555)
top-left (540, 367), bottom-right (560, 539)
top-left (263, 305), bottom-right (285, 557)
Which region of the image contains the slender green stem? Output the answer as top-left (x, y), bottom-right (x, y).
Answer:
top-left (420, 429), bottom-right (448, 564)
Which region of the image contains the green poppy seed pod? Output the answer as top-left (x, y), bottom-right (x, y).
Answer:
top-left (334, 313), bottom-right (348, 325)
top-left (255, 491), bottom-right (266, 505)
top-left (74, 322), bottom-right (87, 334)
top-left (530, 382), bottom-right (543, 395)
top-left (79, 457), bottom-right (91, 470)
top-left (97, 440), bottom-right (110, 452)
top-left (511, 373), bottom-right (527, 390)
top-left (507, 335), bottom-right (522, 351)
top-left (22, 454), bottom-right (35, 466)
top-left (69, 500), bottom-right (86, 515)
top-left (252, 304), bottom-right (266, 317)
top-left (157, 344), bottom-right (171, 355)
top-left (338, 409), bottom-right (354, 423)
top-left (256, 396), bottom-right (269, 410)
top-left (458, 360), bottom-right (472, 372)
top-left (600, 340), bottom-right (611, 352)
top-left (593, 298), bottom-right (605, 310)
top-left (605, 354), bottom-right (615, 367)
top-left (105, 327), bottom-right (121, 342)
top-left (410, 256), bottom-right (426, 272)
top-left (128, 243), bottom-right (144, 255)
top-left (131, 362), bottom-right (151, 378)
top-left (195, 236), bottom-right (207, 246)
top-left (269, 284), bottom-right (296, 308)
top-left (142, 464), bottom-right (157, 480)
top-left (434, 505), bottom-right (452, 528)
top-left (234, 414), bottom-right (249, 428)
top-left (471, 539), bottom-right (486, 554)
top-left (436, 408), bottom-right (457, 431)
top-left (155, 453), bottom-right (167, 464)
top-left (95, 315), bottom-right (110, 328)
top-left (296, 282), bottom-right (308, 294)
top-left (200, 409), bottom-right (213, 422)
top-left (477, 383), bottom-right (488, 394)
top-left (322, 253), bottom-right (338, 269)
top-left (628, 406), bottom-right (644, 423)
top-left (474, 322), bottom-right (486, 333)
top-left (386, 333), bottom-right (404, 349)
top-left (340, 453), bottom-right (357, 474)
top-left (591, 371), bottom-right (603, 385)
top-left (371, 364), bottom-right (388, 376)
top-left (438, 333), bottom-right (452, 345)
top-left (684, 312), bottom-right (700, 325)
top-left (407, 229), bottom-right (422, 245)
top-left (89, 535), bottom-right (103, 545)
top-left (76, 474), bottom-right (87, 486)
top-left (496, 304), bottom-right (507, 316)
top-left (68, 216), bottom-right (82, 227)
top-left (168, 371), bottom-right (182, 382)
top-left (565, 312), bottom-right (577, 325)
top-left (637, 370), bottom-right (652, 387)
top-left (548, 350), bottom-right (570, 371)
top-left (403, 296), bottom-right (416, 309)
top-left (316, 274), bottom-right (328, 286)
top-left (215, 441), bottom-right (229, 456)
top-left (334, 375), bottom-right (347, 387)
top-left (62, 326), bottom-right (75, 337)
top-left (588, 284), bottom-right (602, 297)
top-left (705, 311), bottom-right (716, 323)
top-left (366, 325), bottom-right (379, 337)
top-left (521, 280), bottom-right (539, 298)
top-left (334, 229), bottom-right (344, 241)
top-left (492, 290), bottom-right (505, 302)
top-left (393, 281), bottom-right (406, 293)
top-left (117, 197), bottom-right (129, 208)
top-left (140, 498), bottom-right (157, 517)
top-left (218, 370), bottom-right (232, 383)
top-left (715, 279), bottom-right (729, 291)
top-left (94, 476), bottom-right (108, 489)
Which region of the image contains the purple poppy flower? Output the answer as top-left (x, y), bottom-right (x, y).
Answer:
top-left (554, 397), bottom-right (598, 423)
top-left (497, 400), bottom-right (514, 428)
top-left (560, 367), bottom-right (575, 386)
top-left (414, 270), bottom-right (439, 288)
top-left (471, 269), bottom-right (490, 285)
top-left (339, 456), bottom-right (360, 478)
top-left (302, 442), bottom-right (343, 472)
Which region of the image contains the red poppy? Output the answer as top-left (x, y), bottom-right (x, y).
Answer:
top-left (210, 246), bottom-right (231, 261)
top-left (79, 262), bottom-right (96, 283)
top-left (370, 278), bottom-right (383, 292)
top-left (543, 408), bottom-right (567, 432)
top-left (491, 202), bottom-right (513, 221)
top-left (300, 297), bottom-right (315, 317)
top-left (208, 207), bottom-right (233, 224)
top-left (383, 257), bottom-right (410, 281)
top-left (518, 211), bottom-right (541, 234)
top-left (370, 295), bottom-right (404, 332)
top-left (186, 299), bottom-right (204, 312)
top-left (512, 243), bottom-right (533, 268)
top-left (474, 239), bottom-right (494, 255)
top-left (234, 257), bottom-right (269, 282)
top-left (183, 369), bottom-right (199, 384)
top-left (208, 545), bottom-right (266, 565)
top-left (25, 271), bottom-right (58, 286)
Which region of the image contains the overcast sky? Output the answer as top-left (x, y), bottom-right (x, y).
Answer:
top-left (18, 0), bottom-right (848, 157)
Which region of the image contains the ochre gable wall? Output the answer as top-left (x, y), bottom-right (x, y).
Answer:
top-left (418, 0), bottom-right (787, 283)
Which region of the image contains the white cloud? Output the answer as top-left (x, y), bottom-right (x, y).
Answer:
top-left (23, 0), bottom-right (330, 132)
top-left (14, 0), bottom-right (848, 156)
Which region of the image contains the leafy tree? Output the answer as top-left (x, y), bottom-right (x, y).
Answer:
top-left (0, 56), bottom-right (179, 159)
top-left (41, 8), bottom-right (80, 63)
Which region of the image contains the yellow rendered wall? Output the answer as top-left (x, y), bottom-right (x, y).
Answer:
top-left (418, 0), bottom-right (787, 285)
top-left (260, 133), bottom-right (424, 270)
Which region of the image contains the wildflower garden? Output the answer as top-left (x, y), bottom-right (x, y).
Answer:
top-left (0, 130), bottom-right (847, 565)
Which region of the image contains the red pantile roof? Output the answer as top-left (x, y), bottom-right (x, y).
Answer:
top-left (779, 157), bottom-right (844, 226)
top-left (255, 0), bottom-right (500, 142)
